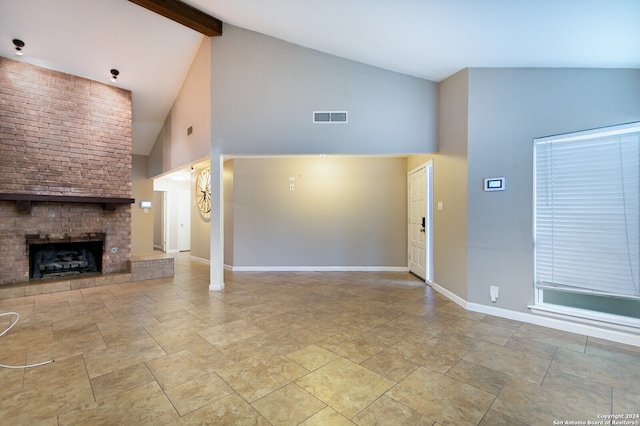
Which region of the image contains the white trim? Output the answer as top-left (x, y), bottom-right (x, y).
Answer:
top-left (209, 151), bottom-right (225, 291)
top-left (224, 154), bottom-right (409, 160)
top-left (535, 121), bottom-right (640, 144)
top-left (426, 161), bottom-right (433, 283)
top-left (428, 280), bottom-right (640, 347)
top-left (209, 282), bottom-right (225, 291)
top-left (227, 265), bottom-right (409, 272)
top-left (165, 248), bottom-right (180, 254)
top-left (407, 163), bottom-right (428, 176)
top-left (428, 280), bottom-right (468, 309)
top-left (189, 255), bottom-right (210, 265)
top-left (528, 303), bottom-right (640, 331)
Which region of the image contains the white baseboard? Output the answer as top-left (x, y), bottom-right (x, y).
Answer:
top-left (227, 265), bottom-right (409, 272)
top-left (206, 266), bottom-right (640, 346)
top-left (189, 255), bottom-right (210, 265)
top-left (428, 280), bottom-right (468, 308)
top-left (209, 282), bottom-right (225, 291)
top-left (429, 280), bottom-right (640, 347)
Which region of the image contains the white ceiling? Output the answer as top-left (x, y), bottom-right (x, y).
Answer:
top-left (1, 0), bottom-right (639, 156)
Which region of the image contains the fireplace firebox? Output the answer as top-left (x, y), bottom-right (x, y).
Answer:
top-left (27, 234), bottom-right (105, 280)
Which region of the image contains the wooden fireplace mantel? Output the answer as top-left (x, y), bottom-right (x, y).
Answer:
top-left (0, 193), bottom-right (135, 212)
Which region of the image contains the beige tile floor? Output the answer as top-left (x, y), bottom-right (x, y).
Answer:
top-left (1, 253), bottom-right (639, 425)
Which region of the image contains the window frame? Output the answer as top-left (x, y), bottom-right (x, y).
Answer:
top-left (531, 121), bottom-right (640, 329)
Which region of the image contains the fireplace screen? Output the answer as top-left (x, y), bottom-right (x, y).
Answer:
top-left (27, 235), bottom-right (104, 280)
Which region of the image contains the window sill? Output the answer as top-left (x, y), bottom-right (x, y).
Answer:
top-left (528, 303), bottom-right (640, 333)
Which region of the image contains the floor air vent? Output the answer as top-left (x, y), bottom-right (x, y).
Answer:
top-left (313, 111), bottom-right (348, 123)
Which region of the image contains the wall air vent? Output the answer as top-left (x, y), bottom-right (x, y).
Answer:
top-left (313, 111), bottom-right (348, 124)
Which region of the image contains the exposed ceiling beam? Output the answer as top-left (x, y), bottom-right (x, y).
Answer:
top-left (128, 0), bottom-right (222, 37)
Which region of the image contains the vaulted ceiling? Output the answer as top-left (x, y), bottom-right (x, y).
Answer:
top-left (1, 0), bottom-right (638, 156)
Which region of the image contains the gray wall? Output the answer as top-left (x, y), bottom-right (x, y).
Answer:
top-left (145, 39), bottom-right (213, 261)
top-left (148, 38), bottom-right (211, 178)
top-left (463, 68), bottom-right (640, 312)
top-left (170, 38), bottom-right (212, 169)
top-left (230, 156), bottom-right (408, 268)
top-left (211, 25), bottom-right (437, 156)
top-left (148, 118), bottom-right (170, 178)
top-left (433, 70), bottom-right (470, 299)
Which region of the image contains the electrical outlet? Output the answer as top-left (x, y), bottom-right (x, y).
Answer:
top-left (490, 286), bottom-right (499, 302)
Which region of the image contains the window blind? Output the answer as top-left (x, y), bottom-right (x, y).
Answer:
top-left (534, 123), bottom-right (640, 299)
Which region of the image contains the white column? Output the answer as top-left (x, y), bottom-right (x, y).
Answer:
top-left (209, 148), bottom-right (225, 290)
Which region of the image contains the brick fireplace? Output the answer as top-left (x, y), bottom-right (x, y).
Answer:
top-left (0, 57), bottom-right (133, 286)
top-left (27, 233), bottom-right (105, 280)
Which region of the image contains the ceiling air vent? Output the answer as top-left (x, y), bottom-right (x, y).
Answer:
top-left (313, 111), bottom-right (348, 124)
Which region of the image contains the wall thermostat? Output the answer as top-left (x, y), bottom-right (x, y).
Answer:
top-left (484, 177), bottom-right (505, 191)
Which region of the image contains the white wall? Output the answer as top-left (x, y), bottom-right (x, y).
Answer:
top-left (154, 175), bottom-right (191, 253)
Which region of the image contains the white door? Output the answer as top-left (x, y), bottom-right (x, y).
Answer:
top-left (408, 162), bottom-right (433, 281)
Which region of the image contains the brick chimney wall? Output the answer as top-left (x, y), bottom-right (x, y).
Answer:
top-left (0, 57), bottom-right (133, 284)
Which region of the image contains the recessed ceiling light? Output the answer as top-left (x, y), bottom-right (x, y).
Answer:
top-left (110, 68), bottom-right (119, 83)
top-left (12, 39), bottom-right (25, 56)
